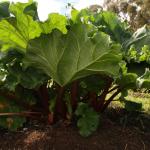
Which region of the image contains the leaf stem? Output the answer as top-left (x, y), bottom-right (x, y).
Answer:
top-left (0, 111), bottom-right (42, 118)
top-left (55, 85), bottom-right (66, 120)
top-left (101, 89), bottom-right (121, 112)
top-left (108, 85), bottom-right (120, 93)
top-left (70, 81), bottom-right (78, 112)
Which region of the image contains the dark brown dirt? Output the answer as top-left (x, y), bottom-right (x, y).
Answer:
top-left (0, 116), bottom-right (150, 150)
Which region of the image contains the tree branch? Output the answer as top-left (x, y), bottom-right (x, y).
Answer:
top-left (55, 85), bottom-right (66, 120)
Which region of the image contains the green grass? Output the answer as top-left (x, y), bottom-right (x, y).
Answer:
top-left (109, 90), bottom-right (150, 114)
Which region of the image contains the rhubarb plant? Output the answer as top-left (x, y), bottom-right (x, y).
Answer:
top-left (0, 0), bottom-right (149, 136)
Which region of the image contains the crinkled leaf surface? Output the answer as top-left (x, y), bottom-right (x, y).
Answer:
top-left (0, 50), bottom-right (48, 91)
top-left (24, 23), bottom-right (122, 86)
top-left (127, 44), bottom-right (150, 63)
top-left (117, 73), bottom-right (138, 89)
top-left (3, 67), bottom-right (48, 91)
top-left (75, 102), bottom-right (100, 137)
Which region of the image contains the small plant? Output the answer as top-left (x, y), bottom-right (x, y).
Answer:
top-left (75, 102), bottom-right (100, 137)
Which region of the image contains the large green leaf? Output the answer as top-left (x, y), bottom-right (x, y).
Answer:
top-left (0, 1), bottom-right (42, 52)
top-left (24, 23), bottom-right (121, 86)
top-left (0, 1), bottom-right (67, 52)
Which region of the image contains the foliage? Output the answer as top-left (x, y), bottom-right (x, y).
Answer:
top-left (0, 0), bottom-right (149, 137)
top-left (75, 102), bottom-right (100, 137)
top-left (0, 1), bottom-right (67, 51)
top-left (137, 69), bottom-right (150, 89)
top-left (124, 25), bottom-right (150, 50)
top-left (0, 96), bottom-right (26, 131)
top-left (24, 24), bottom-right (121, 86)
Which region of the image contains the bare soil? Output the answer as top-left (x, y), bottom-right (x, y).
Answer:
top-left (0, 114), bottom-right (150, 150)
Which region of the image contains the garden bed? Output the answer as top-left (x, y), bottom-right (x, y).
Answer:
top-left (0, 114), bottom-right (149, 150)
